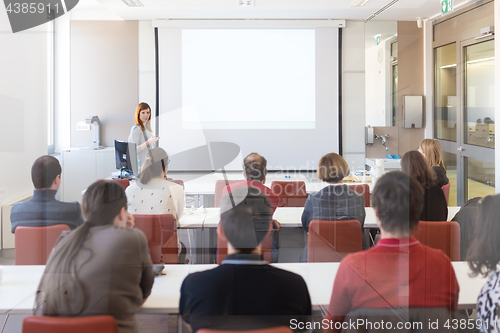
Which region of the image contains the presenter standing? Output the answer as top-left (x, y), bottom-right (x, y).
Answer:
top-left (128, 102), bottom-right (159, 168)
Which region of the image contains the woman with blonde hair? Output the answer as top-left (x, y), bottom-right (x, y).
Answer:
top-left (418, 138), bottom-right (449, 187)
top-left (35, 180), bottom-right (154, 333)
top-left (128, 102), bottom-right (159, 168)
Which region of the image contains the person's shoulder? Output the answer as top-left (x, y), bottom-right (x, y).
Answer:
top-left (183, 265), bottom-right (224, 287)
top-left (102, 226), bottom-right (148, 245)
top-left (416, 242), bottom-right (453, 264)
top-left (264, 265), bottom-right (308, 286)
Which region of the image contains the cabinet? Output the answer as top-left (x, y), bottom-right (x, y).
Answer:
top-left (61, 148), bottom-right (116, 202)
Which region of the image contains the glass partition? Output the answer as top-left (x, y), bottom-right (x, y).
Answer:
top-left (434, 43), bottom-right (457, 141)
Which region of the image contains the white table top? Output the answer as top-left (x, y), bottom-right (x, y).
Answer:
top-left (0, 261), bottom-right (486, 314)
top-left (197, 206), bottom-right (462, 229)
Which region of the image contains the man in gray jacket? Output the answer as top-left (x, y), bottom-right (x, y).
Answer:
top-left (11, 155), bottom-right (83, 233)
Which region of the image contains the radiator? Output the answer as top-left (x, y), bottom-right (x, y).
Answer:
top-left (1, 194), bottom-right (32, 249)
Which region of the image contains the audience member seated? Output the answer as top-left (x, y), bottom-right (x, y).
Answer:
top-left (402, 151), bottom-right (448, 221)
top-left (223, 152), bottom-right (280, 262)
top-left (126, 147), bottom-right (184, 220)
top-left (300, 153), bottom-right (365, 258)
top-left (179, 188), bottom-right (312, 332)
top-left (35, 180), bottom-right (154, 333)
top-left (452, 197), bottom-right (482, 260)
top-left (419, 139), bottom-right (449, 187)
top-left (324, 171), bottom-right (459, 333)
top-left (126, 147), bottom-right (185, 263)
top-left (10, 155), bottom-right (83, 233)
top-left (467, 195), bottom-right (500, 333)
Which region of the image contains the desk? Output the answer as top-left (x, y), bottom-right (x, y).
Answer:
top-left (0, 262), bottom-right (487, 314)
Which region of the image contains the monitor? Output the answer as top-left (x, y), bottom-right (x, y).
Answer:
top-left (114, 140), bottom-right (138, 178)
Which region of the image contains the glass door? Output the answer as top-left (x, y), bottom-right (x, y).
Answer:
top-left (433, 37), bottom-right (495, 205)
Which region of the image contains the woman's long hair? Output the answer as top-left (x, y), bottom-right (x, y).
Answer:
top-left (419, 139), bottom-right (446, 171)
top-left (134, 102), bottom-right (152, 132)
top-left (34, 180), bottom-right (127, 316)
top-left (139, 147), bottom-right (169, 184)
top-left (401, 150), bottom-right (436, 189)
top-left (467, 195), bottom-right (500, 277)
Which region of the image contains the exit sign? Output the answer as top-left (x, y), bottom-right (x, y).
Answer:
top-left (441, 0), bottom-right (453, 14)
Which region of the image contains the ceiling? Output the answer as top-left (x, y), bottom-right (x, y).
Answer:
top-left (71, 0), bottom-right (478, 22)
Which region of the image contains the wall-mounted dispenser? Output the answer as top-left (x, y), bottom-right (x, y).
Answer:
top-left (403, 95), bottom-right (423, 128)
top-left (366, 126), bottom-right (374, 145)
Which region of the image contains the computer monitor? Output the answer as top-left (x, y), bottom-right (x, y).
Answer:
top-left (114, 140), bottom-right (138, 178)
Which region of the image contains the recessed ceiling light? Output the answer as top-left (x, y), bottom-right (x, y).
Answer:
top-left (239, 0), bottom-right (255, 7)
top-left (350, 0), bottom-right (372, 7)
top-left (122, 0), bottom-right (143, 7)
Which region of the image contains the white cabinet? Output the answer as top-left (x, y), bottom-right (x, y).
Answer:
top-left (61, 148), bottom-right (116, 202)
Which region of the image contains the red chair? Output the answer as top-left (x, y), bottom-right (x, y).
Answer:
top-left (270, 181), bottom-right (307, 207)
top-left (348, 184), bottom-right (370, 207)
top-left (198, 327), bottom-right (293, 333)
top-left (214, 180), bottom-right (244, 207)
top-left (133, 214), bottom-right (178, 264)
top-left (442, 182), bottom-right (450, 205)
top-left (110, 178), bottom-right (130, 190)
top-left (22, 315), bottom-right (119, 333)
top-left (216, 221), bottom-right (273, 264)
top-left (169, 179), bottom-right (185, 188)
top-left (413, 221), bottom-right (461, 261)
top-left (307, 220), bottom-right (362, 262)
top-left (15, 225), bottom-right (70, 265)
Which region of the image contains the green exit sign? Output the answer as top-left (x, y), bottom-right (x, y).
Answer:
top-left (441, 0), bottom-right (453, 14)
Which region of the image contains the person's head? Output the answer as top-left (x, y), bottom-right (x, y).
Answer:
top-left (35, 180), bottom-right (129, 315)
top-left (467, 195), bottom-right (500, 277)
top-left (135, 102), bottom-right (152, 132)
top-left (243, 153), bottom-right (267, 183)
top-left (476, 118), bottom-right (483, 124)
top-left (316, 153), bottom-right (350, 183)
top-left (372, 171), bottom-right (425, 237)
top-left (401, 151), bottom-right (436, 189)
top-left (219, 186), bottom-right (273, 254)
top-left (139, 147), bottom-right (170, 184)
top-left (418, 139), bottom-right (446, 170)
top-left (31, 155), bottom-right (62, 190)
top-left (484, 117), bottom-right (494, 124)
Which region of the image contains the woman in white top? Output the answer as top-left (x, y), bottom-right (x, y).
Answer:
top-left (128, 102), bottom-right (159, 168)
top-left (126, 147), bottom-right (184, 221)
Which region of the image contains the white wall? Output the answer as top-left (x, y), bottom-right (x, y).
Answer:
top-left (365, 40), bottom-right (390, 127)
top-left (0, 10), bottom-right (49, 205)
top-left (55, 15), bottom-right (71, 152)
top-left (342, 21), bottom-right (366, 173)
top-left (495, 0), bottom-right (500, 194)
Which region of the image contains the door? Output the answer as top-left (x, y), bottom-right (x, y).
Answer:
top-left (434, 37), bottom-right (495, 206)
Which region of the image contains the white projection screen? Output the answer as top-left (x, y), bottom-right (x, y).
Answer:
top-left (157, 24), bottom-right (339, 171)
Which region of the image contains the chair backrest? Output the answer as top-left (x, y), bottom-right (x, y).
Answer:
top-left (340, 307), bottom-right (461, 333)
top-left (413, 221), bottom-right (461, 261)
top-left (307, 220), bottom-right (362, 262)
top-left (133, 214), bottom-right (178, 264)
top-left (347, 184), bottom-right (370, 207)
top-left (270, 181), bottom-right (307, 207)
top-left (15, 225), bottom-right (70, 265)
top-left (110, 178), bottom-right (130, 190)
top-left (214, 180), bottom-right (244, 207)
top-left (169, 179), bottom-right (185, 188)
top-left (216, 221), bottom-right (273, 264)
top-left (198, 327), bottom-right (293, 333)
top-left (441, 182), bottom-right (450, 205)
top-left (22, 315), bottom-right (119, 333)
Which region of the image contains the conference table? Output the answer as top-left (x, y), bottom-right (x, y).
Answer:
top-left (180, 206), bottom-right (462, 230)
top-left (0, 261), bottom-right (487, 315)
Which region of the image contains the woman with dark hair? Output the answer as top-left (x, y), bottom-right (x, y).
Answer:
top-left (418, 139), bottom-right (449, 187)
top-left (401, 151), bottom-right (448, 221)
top-left (128, 102), bottom-right (159, 168)
top-left (35, 180), bottom-right (154, 333)
top-left (467, 195), bottom-right (500, 333)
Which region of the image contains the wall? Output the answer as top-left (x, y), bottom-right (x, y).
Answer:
top-left (0, 10), bottom-right (49, 206)
top-left (496, 0), bottom-right (500, 194)
top-left (396, 21), bottom-right (425, 155)
top-left (342, 21), bottom-right (366, 173)
top-left (70, 21), bottom-right (138, 147)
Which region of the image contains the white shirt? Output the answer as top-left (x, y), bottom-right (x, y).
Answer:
top-left (125, 178), bottom-right (184, 223)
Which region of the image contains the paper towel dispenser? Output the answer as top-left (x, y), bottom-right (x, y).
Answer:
top-left (403, 96), bottom-right (423, 128)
